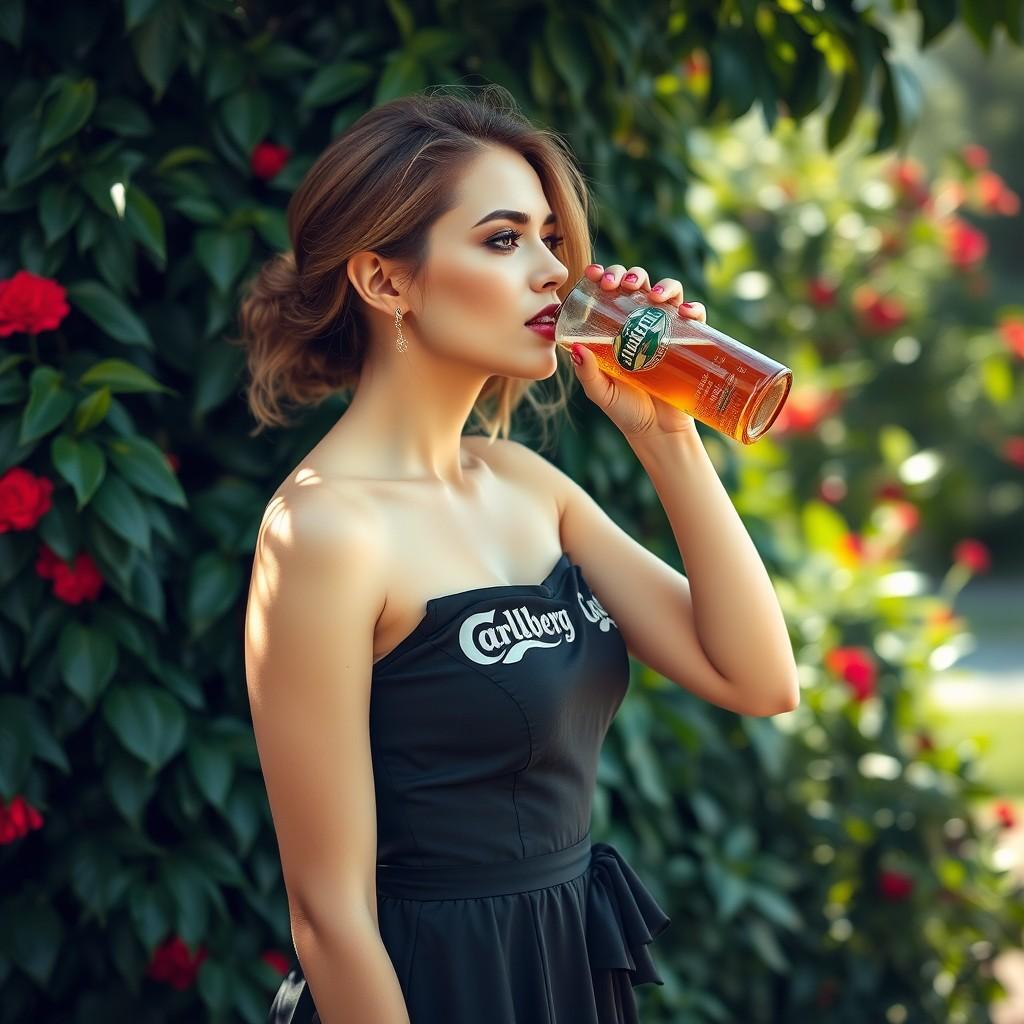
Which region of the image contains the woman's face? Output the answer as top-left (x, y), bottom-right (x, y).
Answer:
top-left (410, 145), bottom-right (571, 377)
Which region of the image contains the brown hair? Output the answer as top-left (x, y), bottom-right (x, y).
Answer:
top-left (232, 83), bottom-right (595, 448)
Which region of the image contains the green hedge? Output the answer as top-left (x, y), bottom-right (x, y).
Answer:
top-left (1, 2), bottom-right (1022, 1022)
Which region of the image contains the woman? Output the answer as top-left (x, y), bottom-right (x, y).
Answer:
top-left (241, 84), bottom-right (799, 1024)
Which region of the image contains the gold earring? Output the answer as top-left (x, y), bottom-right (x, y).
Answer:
top-left (395, 307), bottom-right (407, 352)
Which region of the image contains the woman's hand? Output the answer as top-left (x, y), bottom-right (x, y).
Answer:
top-left (570, 263), bottom-right (707, 442)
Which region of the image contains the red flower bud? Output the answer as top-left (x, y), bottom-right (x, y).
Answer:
top-left (250, 142), bottom-right (291, 181)
top-left (952, 538), bottom-right (991, 574)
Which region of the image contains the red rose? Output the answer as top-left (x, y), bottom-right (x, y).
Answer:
top-left (875, 482), bottom-right (904, 501)
top-left (806, 277), bottom-right (838, 308)
top-left (889, 158), bottom-right (929, 208)
top-left (945, 218), bottom-right (988, 268)
top-left (250, 142), bottom-right (291, 181)
top-left (0, 270), bottom-right (70, 337)
top-left (952, 538), bottom-right (990, 574)
top-left (1002, 437), bottom-right (1024, 468)
top-left (854, 287), bottom-right (906, 333)
top-left (962, 143), bottom-right (989, 170)
top-left (52, 551), bottom-right (104, 604)
top-left (0, 467), bottom-right (54, 532)
top-left (824, 646), bottom-right (877, 702)
top-left (146, 936), bottom-right (208, 990)
top-left (995, 187), bottom-right (1020, 216)
top-left (999, 318), bottom-right (1024, 358)
top-left (994, 801), bottom-right (1016, 829)
top-left (771, 388), bottom-right (842, 434)
top-left (878, 868), bottom-right (914, 902)
top-left (0, 795), bottom-right (45, 844)
top-left (35, 542), bottom-right (65, 579)
top-left (261, 949), bottom-right (291, 975)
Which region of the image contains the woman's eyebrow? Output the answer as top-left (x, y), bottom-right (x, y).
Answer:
top-left (472, 209), bottom-right (558, 228)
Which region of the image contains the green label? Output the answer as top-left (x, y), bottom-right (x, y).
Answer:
top-left (613, 305), bottom-right (669, 372)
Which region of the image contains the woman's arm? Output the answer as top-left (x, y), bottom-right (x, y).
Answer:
top-left (245, 487), bottom-right (410, 1023)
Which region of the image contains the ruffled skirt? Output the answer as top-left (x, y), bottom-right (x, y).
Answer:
top-left (267, 834), bottom-right (671, 1024)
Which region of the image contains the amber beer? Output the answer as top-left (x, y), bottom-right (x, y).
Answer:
top-left (554, 275), bottom-right (793, 444)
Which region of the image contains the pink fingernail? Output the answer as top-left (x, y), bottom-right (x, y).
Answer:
top-left (624, 274), bottom-right (638, 283)
top-left (681, 301), bottom-right (694, 308)
top-left (652, 285), bottom-right (664, 293)
top-left (603, 273), bottom-right (615, 282)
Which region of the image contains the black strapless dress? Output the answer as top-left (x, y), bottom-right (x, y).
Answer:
top-left (267, 552), bottom-right (672, 1023)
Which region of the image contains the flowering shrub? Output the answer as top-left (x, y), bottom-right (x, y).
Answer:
top-left (682, 111), bottom-right (1023, 572)
top-left (2, 2), bottom-right (1022, 1022)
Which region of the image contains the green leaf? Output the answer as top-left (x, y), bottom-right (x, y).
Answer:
top-left (256, 41), bottom-right (319, 77)
top-left (252, 206), bottom-right (289, 250)
top-left (300, 62), bottom-right (374, 109)
top-left (65, 280), bottom-right (154, 348)
top-left (103, 683), bottom-right (186, 769)
top-left (918, 0), bottom-right (957, 46)
top-left (198, 959), bottom-right (233, 1012)
top-left (193, 341), bottom-right (244, 416)
top-left (171, 194), bottom-right (223, 225)
top-left (219, 90), bottom-right (272, 156)
top-left (374, 52), bottom-right (427, 107)
top-left (0, 696), bottom-right (34, 793)
top-left (39, 183), bottom-right (85, 245)
top-left (194, 228), bottom-right (252, 295)
top-left (124, 184), bottom-right (166, 265)
top-left (130, 1), bottom-right (181, 99)
top-left (187, 737), bottom-right (234, 809)
top-left (0, 0), bottom-right (25, 48)
top-left (543, 16), bottom-right (592, 104)
top-left (825, 66), bottom-right (863, 151)
top-left (747, 883), bottom-right (804, 930)
top-left (205, 47), bottom-right (246, 102)
top-left (107, 435), bottom-right (187, 507)
top-left (58, 620), bottom-right (119, 705)
top-left (801, 499), bottom-right (850, 554)
top-left (19, 366), bottom-right (75, 444)
top-left (747, 917), bottom-right (789, 971)
top-left (91, 472), bottom-right (151, 551)
top-left (79, 358), bottom-right (167, 394)
top-left (124, 0), bottom-right (164, 32)
top-left (961, 0), bottom-right (998, 52)
top-left (105, 748), bottom-right (157, 822)
top-left (129, 881), bottom-right (174, 949)
top-left (160, 858), bottom-right (211, 947)
top-left (37, 78), bottom-right (97, 154)
top-left (6, 901), bottom-right (63, 985)
top-left (709, 30), bottom-right (757, 119)
top-left (26, 705), bottom-right (70, 773)
top-left (4, 119), bottom-right (57, 190)
top-left (187, 551), bottom-right (243, 632)
top-left (154, 146), bottom-right (216, 174)
top-left (72, 386), bottom-right (112, 432)
top-left (51, 433), bottom-right (106, 507)
top-left (93, 95), bottom-right (153, 136)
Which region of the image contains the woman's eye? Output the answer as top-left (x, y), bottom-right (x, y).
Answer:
top-left (488, 230), bottom-right (564, 252)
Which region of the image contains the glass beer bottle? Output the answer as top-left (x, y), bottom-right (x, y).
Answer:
top-left (554, 274), bottom-right (793, 444)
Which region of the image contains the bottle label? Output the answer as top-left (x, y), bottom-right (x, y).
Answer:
top-left (613, 305), bottom-right (669, 372)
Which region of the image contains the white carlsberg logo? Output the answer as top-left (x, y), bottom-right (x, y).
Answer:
top-left (457, 588), bottom-right (618, 666)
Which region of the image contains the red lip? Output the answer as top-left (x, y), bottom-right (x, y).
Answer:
top-left (525, 302), bottom-right (561, 325)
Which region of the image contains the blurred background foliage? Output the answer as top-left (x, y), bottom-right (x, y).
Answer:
top-left (1, 1), bottom-right (1022, 1022)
